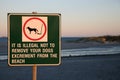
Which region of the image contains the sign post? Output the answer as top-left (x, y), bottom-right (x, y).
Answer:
top-left (8, 13), bottom-right (61, 80)
top-left (32, 12), bottom-right (37, 80)
top-left (33, 64), bottom-right (37, 80)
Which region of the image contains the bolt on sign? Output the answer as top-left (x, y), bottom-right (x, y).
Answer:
top-left (8, 13), bottom-right (61, 66)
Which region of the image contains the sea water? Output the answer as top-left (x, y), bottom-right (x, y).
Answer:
top-left (0, 37), bottom-right (120, 60)
top-left (1, 46), bottom-right (120, 60)
top-left (62, 46), bottom-right (120, 57)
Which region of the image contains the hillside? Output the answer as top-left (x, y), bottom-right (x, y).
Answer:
top-left (66, 35), bottom-right (120, 43)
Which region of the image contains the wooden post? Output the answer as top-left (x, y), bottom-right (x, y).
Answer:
top-left (32, 12), bottom-right (37, 80)
top-left (33, 64), bottom-right (37, 80)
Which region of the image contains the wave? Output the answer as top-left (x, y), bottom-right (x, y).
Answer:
top-left (0, 46), bottom-right (120, 61)
top-left (0, 55), bottom-right (7, 60)
top-left (61, 46), bottom-right (120, 57)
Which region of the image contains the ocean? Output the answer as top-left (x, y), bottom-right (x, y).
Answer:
top-left (0, 37), bottom-right (120, 60)
top-left (62, 46), bottom-right (120, 57)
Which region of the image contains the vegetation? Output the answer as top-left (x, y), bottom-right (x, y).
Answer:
top-left (66, 35), bottom-right (120, 43)
top-left (89, 35), bottom-right (120, 43)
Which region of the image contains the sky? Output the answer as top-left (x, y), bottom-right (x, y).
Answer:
top-left (0, 0), bottom-right (120, 37)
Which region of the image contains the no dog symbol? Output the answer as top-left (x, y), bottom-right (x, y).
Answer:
top-left (22, 17), bottom-right (48, 42)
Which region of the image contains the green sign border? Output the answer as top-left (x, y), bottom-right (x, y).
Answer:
top-left (8, 13), bottom-right (61, 66)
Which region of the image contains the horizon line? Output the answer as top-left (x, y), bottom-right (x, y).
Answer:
top-left (0, 35), bottom-right (120, 38)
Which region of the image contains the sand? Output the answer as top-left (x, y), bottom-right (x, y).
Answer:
top-left (0, 54), bottom-right (120, 80)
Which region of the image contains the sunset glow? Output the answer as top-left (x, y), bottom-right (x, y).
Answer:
top-left (0, 0), bottom-right (120, 37)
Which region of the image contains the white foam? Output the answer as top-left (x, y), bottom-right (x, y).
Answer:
top-left (0, 55), bottom-right (7, 60)
top-left (62, 46), bottom-right (120, 57)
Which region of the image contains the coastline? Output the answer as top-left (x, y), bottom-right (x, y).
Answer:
top-left (0, 37), bottom-right (120, 80)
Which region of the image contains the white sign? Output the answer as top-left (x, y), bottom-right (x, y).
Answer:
top-left (22, 17), bottom-right (48, 42)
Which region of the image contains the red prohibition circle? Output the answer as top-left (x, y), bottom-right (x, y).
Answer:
top-left (23, 17), bottom-right (47, 41)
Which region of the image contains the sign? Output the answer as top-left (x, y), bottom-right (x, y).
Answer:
top-left (22, 17), bottom-right (47, 42)
top-left (8, 13), bottom-right (61, 66)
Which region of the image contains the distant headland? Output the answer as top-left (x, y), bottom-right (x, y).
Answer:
top-left (0, 35), bottom-right (120, 43)
top-left (64, 35), bottom-right (120, 44)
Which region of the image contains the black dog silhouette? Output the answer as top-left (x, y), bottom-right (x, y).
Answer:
top-left (27, 27), bottom-right (38, 34)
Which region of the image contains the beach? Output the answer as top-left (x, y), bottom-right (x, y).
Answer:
top-left (0, 54), bottom-right (120, 80)
top-left (0, 37), bottom-right (120, 80)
